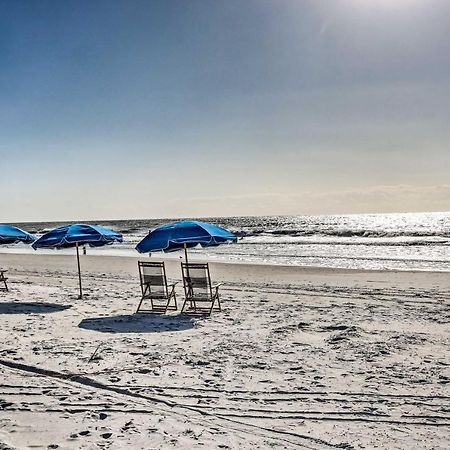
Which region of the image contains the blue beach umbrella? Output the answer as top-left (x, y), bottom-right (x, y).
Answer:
top-left (0, 225), bottom-right (36, 245)
top-left (32, 224), bottom-right (123, 298)
top-left (135, 220), bottom-right (237, 263)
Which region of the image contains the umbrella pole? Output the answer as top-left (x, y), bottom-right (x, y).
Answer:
top-left (184, 243), bottom-right (189, 265)
top-left (184, 243), bottom-right (192, 307)
top-left (76, 242), bottom-right (83, 299)
top-left (184, 243), bottom-right (191, 283)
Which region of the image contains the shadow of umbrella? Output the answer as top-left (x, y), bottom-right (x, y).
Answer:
top-left (0, 302), bottom-right (72, 314)
top-left (78, 314), bottom-right (196, 334)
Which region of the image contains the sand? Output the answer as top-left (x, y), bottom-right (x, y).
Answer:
top-left (0, 252), bottom-right (449, 449)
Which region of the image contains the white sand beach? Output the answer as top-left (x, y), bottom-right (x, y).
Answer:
top-left (0, 253), bottom-right (449, 449)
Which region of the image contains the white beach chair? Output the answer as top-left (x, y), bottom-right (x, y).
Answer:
top-left (181, 263), bottom-right (222, 315)
top-left (136, 261), bottom-right (177, 314)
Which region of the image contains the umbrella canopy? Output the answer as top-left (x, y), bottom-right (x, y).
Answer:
top-left (32, 224), bottom-right (123, 299)
top-left (32, 223), bottom-right (123, 249)
top-left (0, 225), bottom-right (36, 245)
top-left (135, 220), bottom-right (237, 254)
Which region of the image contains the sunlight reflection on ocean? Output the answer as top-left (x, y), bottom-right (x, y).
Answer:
top-left (6, 212), bottom-right (450, 272)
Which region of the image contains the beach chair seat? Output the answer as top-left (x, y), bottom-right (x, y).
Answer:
top-left (136, 261), bottom-right (177, 314)
top-left (0, 270), bottom-right (8, 292)
top-left (181, 263), bottom-right (222, 315)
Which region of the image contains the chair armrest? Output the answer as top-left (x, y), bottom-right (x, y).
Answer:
top-left (212, 283), bottom-right (222, 290)
top-left (168, 282), bottom-right (178, 287)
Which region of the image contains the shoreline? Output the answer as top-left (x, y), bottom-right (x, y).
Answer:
top-left (1, 250), bottom-right (449, 276)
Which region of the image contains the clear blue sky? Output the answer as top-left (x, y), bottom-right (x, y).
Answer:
top-left (1, 0), bottom-right (450, 221)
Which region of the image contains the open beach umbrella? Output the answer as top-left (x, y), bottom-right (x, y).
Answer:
top-left (0, 225), bottom-right (36, 245)
top-left (32, 224), bottom-right (123, 299)
top-left (135, 220), bottom-right (237, 263)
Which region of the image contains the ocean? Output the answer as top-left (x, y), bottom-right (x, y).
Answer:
top-left (6, 212), bottom-right (450, 272)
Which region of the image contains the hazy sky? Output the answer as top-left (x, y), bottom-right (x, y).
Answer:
top-left (1, 0), bottom-right (450, 221)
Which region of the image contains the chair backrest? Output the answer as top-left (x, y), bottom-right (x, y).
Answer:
top-left (138, 261), bottom-right (168, 297)
top-left (181, 263), bottom-right (212, 298)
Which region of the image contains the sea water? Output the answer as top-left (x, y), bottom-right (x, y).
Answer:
top-left (7, 212), bottom-right (450, 272)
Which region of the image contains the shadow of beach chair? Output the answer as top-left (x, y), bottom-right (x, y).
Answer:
top-left (0, 270), bottom-right (8, 292)
top-left (181, 262), bottom-right (222, 315)
top-left (136, 261), bottom-right (177, 314)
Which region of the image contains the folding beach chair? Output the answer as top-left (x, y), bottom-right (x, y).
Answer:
top-left (136, 261), bottom-right (177, 314)
top-left (181, 263), bottom-right (222, 315)
top-left (0, 270), bottom-right (8, 292)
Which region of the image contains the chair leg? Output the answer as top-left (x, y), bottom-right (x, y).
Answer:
top-left (136, 296), bottom-right (145, 314)
top-left (137, 284), bottom-right (150, 313)
top-left (215, 291), bottom-right (221, 311)
top-left (181, 298), bottom-right (188, 313)
top-left (166, 287), bottom-right (177, 313)
top-left (209, 298), bottom-right (215, 315)
top-left (164, 291), bottom-right (176, 314)
top-left (173, 292), bottom-right (177, 310)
